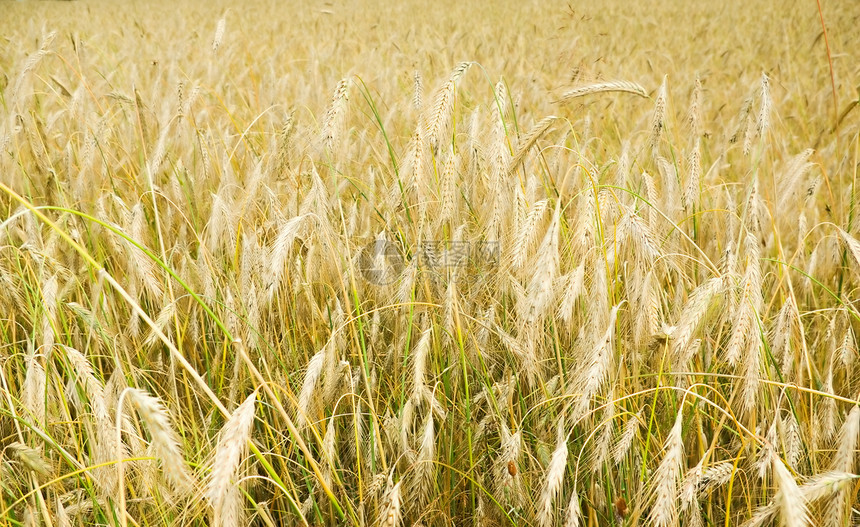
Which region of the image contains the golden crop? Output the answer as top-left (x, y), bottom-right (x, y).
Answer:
top-left (1, 1), bottom-right (859, 526)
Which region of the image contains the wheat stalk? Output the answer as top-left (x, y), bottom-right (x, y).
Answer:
top-left (770, 447), bottom-right (810, 527)
top-left (212, 15), bottom-right (226, 52)
top-left (756, 72), bottom-right (772, 139)
top-left (321, 78), bottom-right (351, 153)
top-left (649, 76), bottom-right (668, 151)
top-left (410, 327), bottom-right (434, 405)
top-left (563, 487), bottom-right (583, 527)
top-left (573, 305), bottom-right (620, 419)
top-left (556, 81), bottom-right (648, 103)
top-left (650, 410), bottom-right (684, 527)
top-left (127, 388), bottom-right (194, 494)
top-left (510, 198), bottom-right (549, 270)
top-left (412, 411), bottom-right (436, 508)
top-left (825, 406), bottom-right (860, 526)
top-left (494, 422), bottom-right (523, 506)
top-left (522, 203), bottom-right (561, 327)
top-left (536, 419), bottom-right (569, 527)
top-left (508, 115), bottom-right (558, 172)
top-left (613, 409), bottom-right (642, 464)
top-left (684, 138), bottom-right (701, 210)
top-left (378, 477), bottom-right (402, 527)
top-left (688, 76), bottom-right (703, 137)
top-left (208, 391), bottom-right (257, 527)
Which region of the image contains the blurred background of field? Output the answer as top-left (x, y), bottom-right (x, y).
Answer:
top-left (2, 0), bottom-right (857, 150)
top-left (1, 0), bottom-right (860, 526)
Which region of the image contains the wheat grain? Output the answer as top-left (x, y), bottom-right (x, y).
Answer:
top-left (680, 458), bottom-right (703, 508)
top-left (266, 214), bottom-right (308, 302)
top-left (699, 461), bottom-right (734, 493)
top-left (9, 31), bottom-right (56, 103)
top-left (439, 146), bottom-right (457, 225)
top-left (771, 296), bottom-right (801, 377)
top-left (828, 403), bottom-right (859, 518)
top-left (799, 470), bottom-right (856, 502)
top-left (591, 396), bottom-right (614, 471)
top-left (22, 348), bottom-right (46, 427)
top-left (668, 277), bottom-right (722, 362)
top-left (494, 422), bottom-right (523, 506)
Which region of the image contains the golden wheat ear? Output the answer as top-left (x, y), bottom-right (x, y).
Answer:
top-left (126, 389), bottom-right (195, 494)
top-left (207, 391), bottom-right (257, 527)
top-left (649, 410), bottom-right (684, 527)
top-left (378, 476), bottom-right (403, 527)
top-left (556, 80), bottom-right (648, 104)
top-left (535, 418), bottom-right (569, 527)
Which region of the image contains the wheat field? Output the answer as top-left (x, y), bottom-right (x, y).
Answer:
top-left (1, 1), bottom-right (859, 526)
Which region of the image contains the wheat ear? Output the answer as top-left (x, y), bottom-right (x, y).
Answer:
top-left (208, 391), bottom-right (257, 527)
top-left (825, 406), bottom-right (860, 526)
top-left (508, 115), bottom-right (558, 172)
top-left (650, 410), bottom-right (684, 527)
top-left (320, 78), bottom-right (351, 153)
top-left (649, 76), bottom-right (668, 151)
top-left (556, 81), bottom-right (648, 103)
top-left (536, 419), bottom-right (568, 527)
top-left (127, 388), bottom-right (194, 494)
top-left (379, 477), bottom-right (402, 527)
top-left (770, 447), bottom-right (810, 527)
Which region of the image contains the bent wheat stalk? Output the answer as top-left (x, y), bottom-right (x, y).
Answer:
top-left (556, 80), bottom-right (648, 104)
